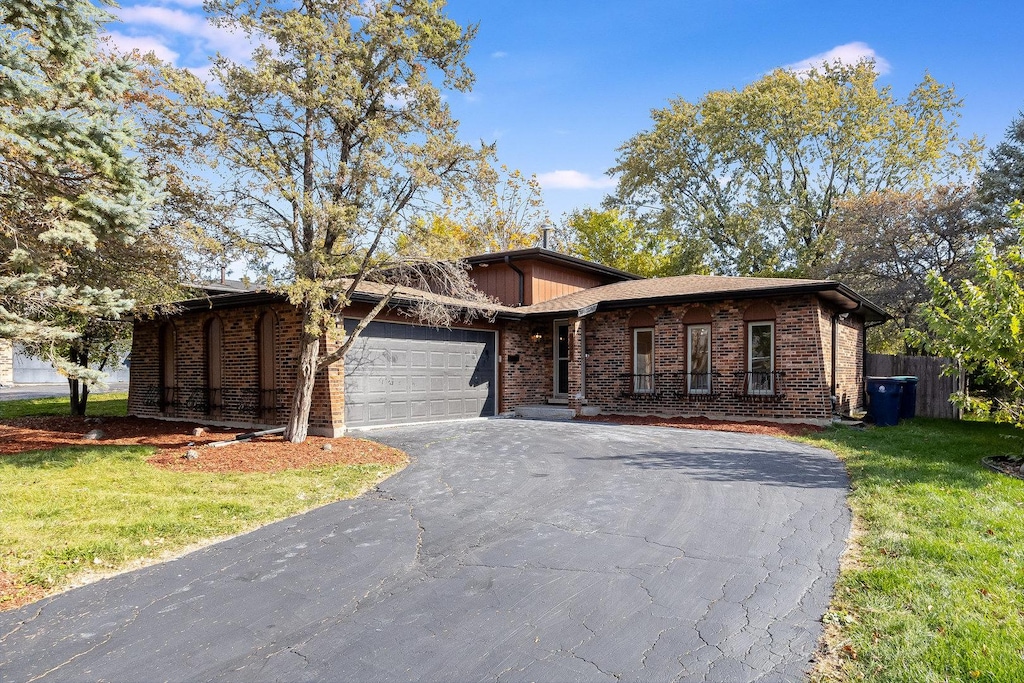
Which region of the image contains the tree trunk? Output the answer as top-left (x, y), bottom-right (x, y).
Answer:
top-left (284, 315), bottom-right (321, 444)
top-left (79, 383), bottom-right (90, 415)
top-left (67, 346), bottom-right (89, 416)
top-left (69, 377), bottom-right (81, 416)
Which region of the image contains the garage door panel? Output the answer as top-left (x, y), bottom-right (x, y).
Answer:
top-left (344, 320), bottom-right (496, 428)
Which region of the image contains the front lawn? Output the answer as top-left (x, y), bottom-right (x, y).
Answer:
top-left (802, 419), bottom-right (1024, 682)
top-left (0, 392), bottom-right (128, 419)
top-left (0, 396), bottom-right (406, 610)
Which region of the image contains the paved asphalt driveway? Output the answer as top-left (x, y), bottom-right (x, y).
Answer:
top-left (0, 420), bottom-right (849, 682)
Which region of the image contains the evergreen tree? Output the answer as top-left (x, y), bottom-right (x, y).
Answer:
top-left (976, 112), bottom-right (1024, 240)
top-left (1, 0), bottom-right (159, 396)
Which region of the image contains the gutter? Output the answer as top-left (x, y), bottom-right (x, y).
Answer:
top-left (504, 254), bottom-right (526, 307)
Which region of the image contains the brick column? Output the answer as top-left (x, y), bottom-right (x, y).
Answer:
top-left (567, 317), bottom-right (585, 413)
top-left (309, 329), bottom-right (347, 437)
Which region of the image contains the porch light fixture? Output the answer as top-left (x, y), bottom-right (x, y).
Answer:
top-left (529, 328), bottom-right (544, 342)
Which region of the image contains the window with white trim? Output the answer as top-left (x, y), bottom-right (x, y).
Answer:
top-left (748, 321), bottom-right (774, 395)
top-left (687, 324), bottom-right (711, 394)
top-left (633, 327), bottom-right (654, 393)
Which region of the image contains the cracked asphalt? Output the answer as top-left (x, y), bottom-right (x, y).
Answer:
top-left (0, 419), bottom-right (850, 682)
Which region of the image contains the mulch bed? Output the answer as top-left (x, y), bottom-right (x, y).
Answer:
top-left (575, 413), bottom-right (824, 437)
top-left (0, 416), bottom-right (406, 473)
top-left (982, 455), bottom-right (1024, 481)
top-left (0, 572), bottom-right (46, 611)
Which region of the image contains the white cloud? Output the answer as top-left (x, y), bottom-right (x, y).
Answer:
top-left (113, 4), bottom-right (260, 66)
top-left (490, 51), bottom-right (508, 59)
top-left (536, 170), bottom-right (616, 190)
top-left (785, 41), bottom-right (891, 76)
top-left (187, 64), bottom-right (214, 82)
top-left (103, 31), bottom-right (179, 63)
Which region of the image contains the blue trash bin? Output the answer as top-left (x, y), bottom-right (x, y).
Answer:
top-left (891, 376), bottom-right (919, 419)
top-left (867, 377), bottom-right (903, 426)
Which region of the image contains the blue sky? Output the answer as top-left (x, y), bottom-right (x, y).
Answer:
top-left (107, 0), bottom-right (1024, 222)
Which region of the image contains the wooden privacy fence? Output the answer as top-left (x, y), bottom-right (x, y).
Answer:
top-left (865, 354), bottom-right (964, 420)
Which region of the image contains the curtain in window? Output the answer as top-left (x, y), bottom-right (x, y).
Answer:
top-left (688, 324), bottom-right (711, 393)
top-left (634, 328), bottom-right (654, 392)
top-left (749, 322), bottom-right (773, 394)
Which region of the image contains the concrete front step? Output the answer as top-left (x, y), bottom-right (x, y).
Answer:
top-left (514, 404), bottom-right (576, 421)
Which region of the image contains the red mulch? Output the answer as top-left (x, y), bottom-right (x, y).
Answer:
top-left (576, 413), bottom-right (823, 437)
top-left (0, 416), bottom-right (406, 473)
top-left (0, 572), bottom-right (46, 612)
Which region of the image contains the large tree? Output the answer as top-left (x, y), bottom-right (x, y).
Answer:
top-left (560, 208), bottom-right (695, 278)
top-left (1, 0), bottom-right (159, 399)
top-left (399, 165), bottom-right (546, 259)
top-left (161, 0), bottom-right (494, 442)
top-left (610, 61), bottom-right (981, 276)
top-left (913, 202), bottom-right (1024, 427)
top-left (822, 185), bottom-right (983, 352)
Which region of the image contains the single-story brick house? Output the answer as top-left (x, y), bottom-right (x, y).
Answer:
top-left (128, 248), bottom-right (887, 435)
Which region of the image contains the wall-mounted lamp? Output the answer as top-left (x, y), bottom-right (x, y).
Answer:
top-left (529, 328), bottom-right (544, 342)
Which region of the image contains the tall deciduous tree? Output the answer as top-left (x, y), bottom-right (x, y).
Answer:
top-left (1, 0), bottom-right (159, 405)
top-left (400, 165), bottom-right (546, 258)
top-left (161, 0), bottom-right (494, 442)
top-left (611, 61), bottom-right (981, 276)
top-left (561, 208), bottom-right (695, 278)
top-left (822, 185), bottom-right (982, 352)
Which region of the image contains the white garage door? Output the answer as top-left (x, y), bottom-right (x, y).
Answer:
top-left (343, 320), bottom-right (498, 429)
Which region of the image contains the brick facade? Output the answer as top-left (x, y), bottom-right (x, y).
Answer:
top-left (129, 302), bottom-right (347, 437)
top-left (500, 295), bottom-right (866, 425)
top-left (129, 290), bottom-right (867, 433)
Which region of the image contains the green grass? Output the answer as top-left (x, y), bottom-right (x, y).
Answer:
top-left (0, 444), bottom-right (401, 603)
top-left (0, 392), bottom-right (128, 419)
top-left (800, 419), bottom-right (1024, 682)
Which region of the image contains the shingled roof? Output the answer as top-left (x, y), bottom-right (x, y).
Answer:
top-left (175, 266), bottom-right (887, 322)
top-left (516, 274), bottom-right (888, 321)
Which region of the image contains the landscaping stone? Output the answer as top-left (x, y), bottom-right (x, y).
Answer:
top-left (183, 449), bottom-right (199, 460)
top-left (322, 442), bottom-right (333, 451)
top-left (192, 427), bottom-right (205, 437)
top-left (82, 429), bottom-right (104, 440)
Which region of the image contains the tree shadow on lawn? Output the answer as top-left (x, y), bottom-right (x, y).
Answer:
top-left (800, 418), bottom-right (1023, 494)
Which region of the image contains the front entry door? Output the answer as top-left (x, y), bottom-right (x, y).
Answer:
top-left (554, 321), bottom-right (569, 397)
